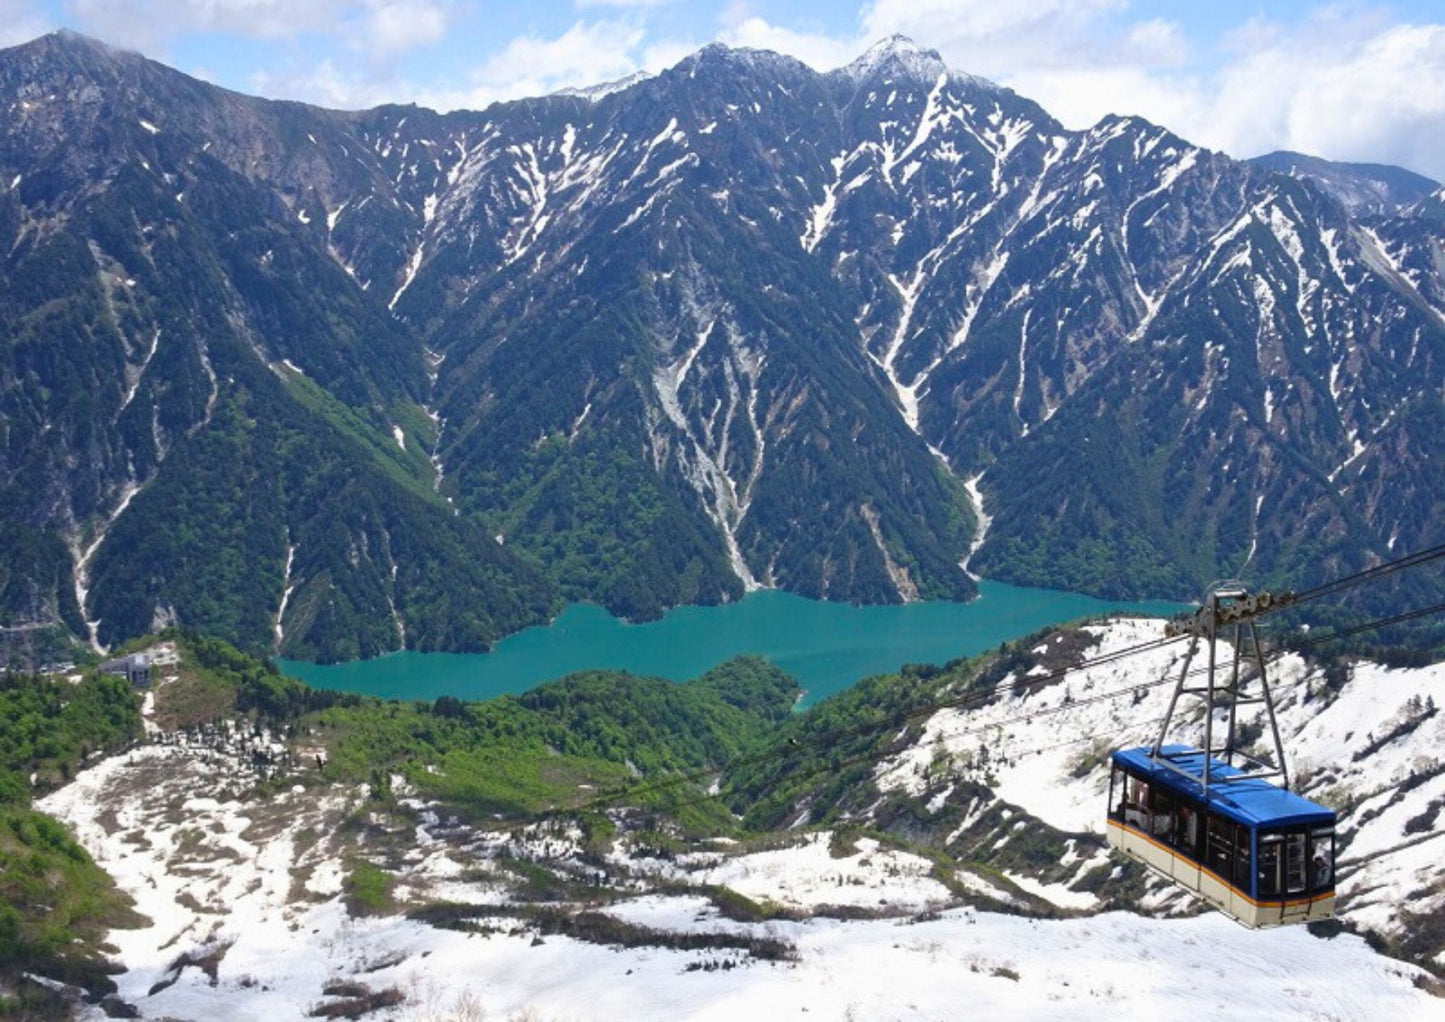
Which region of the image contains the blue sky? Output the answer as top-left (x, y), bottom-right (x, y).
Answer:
top-left (5, 1), bottom-right (1445, 180)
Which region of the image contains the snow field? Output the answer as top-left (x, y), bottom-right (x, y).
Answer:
top-left (692, 833), bottom-right (951, 913)
top-left (29, 619), bottom-right (1445, 1019)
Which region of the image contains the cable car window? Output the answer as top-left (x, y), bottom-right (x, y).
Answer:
top-left (1234, 824), bottom-right (1252, 889)
top-left (1152, 788), bottom-right (1175, 841)
top-left (1285, 832), bottom-right (1307, 894)
top-left (1310, 829), bottom-right (1334, 890)
top-left (1257, 834), bottom-right (1282, 899)
top-left (1126, 777), bottom-right (1150, 830)
top-left (1206, 815), bottom-right (1233, 878)
top-left (1177, 804), bottom-right (1199, 859)
top-left (1110, 768), bottom-right (1126, 820)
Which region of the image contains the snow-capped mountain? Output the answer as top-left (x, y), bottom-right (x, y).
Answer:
top-left (0, 31), bottom-right (1441, 661)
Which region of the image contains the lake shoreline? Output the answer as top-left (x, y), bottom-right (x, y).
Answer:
top-left (279, 581), bottom-right (1186, 709)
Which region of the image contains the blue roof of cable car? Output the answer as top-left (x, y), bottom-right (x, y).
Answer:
top-left (1112, 744), bottom-right (1335, 829)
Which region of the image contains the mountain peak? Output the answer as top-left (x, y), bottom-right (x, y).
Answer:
top-left (866, 34), bottom-right (930, 58)
top-left (679, 42), bottom-right (815, 78)
top-left (837, 35), bottom-right (949, 85)
top-left (12, 29), bottom-right (122, 60)
top-left (1, 29), bottom-right (145, 83)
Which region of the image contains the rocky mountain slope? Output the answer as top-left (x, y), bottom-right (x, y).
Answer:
top-left (0, 33), bottom-right (556, 662)
top-left (1, 32), bottom-right (1442, 661)
top-left (1249, 150), bottom-right (1441, 218)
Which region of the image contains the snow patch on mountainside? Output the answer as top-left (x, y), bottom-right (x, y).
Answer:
top-left (801, 152), bottom-right (846, 253)
top-left (70, 478), bottom-right (145, 652)
top-left (652, 302), bottom-right (767, 590)
top-left (28, 619), bottom-right (1445, 1019)
top-left (558, 70), bottom-right (652, 102)
top-left (961, 473), bottom-right (990, 579)
top-left (693, 832), bottom-right (950, 912)
top-left (388, 239), bottom-right (424, 311)
top-left (274, 540), bottom-right (296, 649)
top-left (119, 328), bottom-right (161, 413)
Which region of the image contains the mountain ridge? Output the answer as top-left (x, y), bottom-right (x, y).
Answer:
top-left (0, 30), bottom-right (1441, 662)
top-left (1249, 148), bottom-right (1441, 218)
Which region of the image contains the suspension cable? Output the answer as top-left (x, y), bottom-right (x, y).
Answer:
top-left (1289, 542), bottom-right (1445, 607)
top-left (1293, 601), bottom-right (1445, 649)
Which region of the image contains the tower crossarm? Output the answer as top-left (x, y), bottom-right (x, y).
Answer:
top-left (1164, 588), bottom-right (1296, 639)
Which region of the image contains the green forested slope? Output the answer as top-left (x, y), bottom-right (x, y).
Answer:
top-left (0, 55), bottom-right (557, 662)
top-left (0, 671), bottom-right (143, 1008)
top-left (169, 633), bottom-right (800, 817)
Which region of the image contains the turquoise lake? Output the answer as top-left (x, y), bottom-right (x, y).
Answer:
top-left (279, 580), bottom-right (1184, 708)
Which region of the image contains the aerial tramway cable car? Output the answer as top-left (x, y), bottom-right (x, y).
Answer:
top-left (1105, 582), bottom-right (1337, 927)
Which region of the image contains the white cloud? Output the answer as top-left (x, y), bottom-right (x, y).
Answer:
top-left (860, 0), bottom-right (1128, 74)
top-left (0, 0), bottom-right (49, 48)
top-left (250, 59), bottom-right (379, 111)
top-left (66, 0), bottom-right (344, 48)
top-left (469, 19), bottom-right (643, 98)
top-left (684, 1), bottom-right (1180, 84)
top-left (407, 19), bottom-right (652, 111)
top-left (1020, 65), bottom-right (1205, 136)
top-left (66, 0), bottom-right (458, 63)
top-left (1203, 20), bottom-right (1445, 176)
top-left (716, 16), bottom-right (856, 71)
top-left (640, 34), bottom-right (703, 74)
top-left (862, 0), bottom-right (1121, 44)
top-left (1119, 18), bottom-right (1189, 66)
top-left (1014, 11), bottom-right (1445, 180)
top-left (244, 15), bottom-right (679, 113)
top-left (363, 0), bottom-right (453, 61)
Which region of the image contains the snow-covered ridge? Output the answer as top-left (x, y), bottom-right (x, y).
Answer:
top-left (556, 71), bottom-right (653, 103)
top-left (38, 742), bottom-right (1441, 1021)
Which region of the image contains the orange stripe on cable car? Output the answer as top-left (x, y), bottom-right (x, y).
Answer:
top-left (1106, 818), bottom-right (1333, 909)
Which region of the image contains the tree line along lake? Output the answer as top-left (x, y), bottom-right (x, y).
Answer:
top-left (279, 580), bottom-right (1185, 708)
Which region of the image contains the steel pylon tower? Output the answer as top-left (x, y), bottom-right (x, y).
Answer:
top-left (1150, 581), bottom-right (1295, 795)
